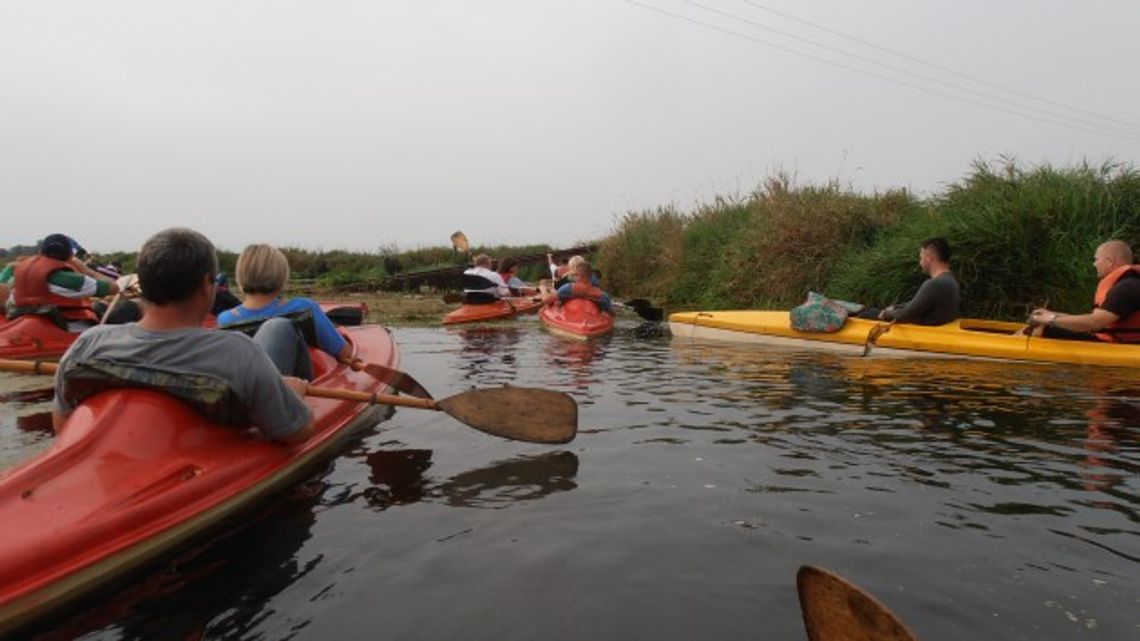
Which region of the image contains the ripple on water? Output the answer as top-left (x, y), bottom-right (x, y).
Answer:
top-left (6, 324), bottom-right (1140, 640)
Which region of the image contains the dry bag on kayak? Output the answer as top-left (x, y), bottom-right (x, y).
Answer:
top-left (790, 292), bottom-right (864, 333)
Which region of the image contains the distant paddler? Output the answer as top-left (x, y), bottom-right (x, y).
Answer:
top-left (543, 259), bottom-right (614, 314)
top-left (856, 237), bottom-right (960, 326)
top-left (1020, 239), bottom-right (1140, 342)
top-left (497, 256), bottom-right (538, 296)
top-left (462, 253), bottom-right (512, 303)
top-left (0, 233), bottom-right (123, 331)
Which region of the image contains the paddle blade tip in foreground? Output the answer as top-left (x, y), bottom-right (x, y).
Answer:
top-left (436, 387), bottom-right (578, 444)
top-left (797, 565), bottom-right (919, 641)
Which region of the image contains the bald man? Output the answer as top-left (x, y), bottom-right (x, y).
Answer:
top-left (1023, 240), bottom-right (1140, 342)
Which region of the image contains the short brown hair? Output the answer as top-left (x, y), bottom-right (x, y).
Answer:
top-left (137, 228), bottom-right (218, 305)
top-left (236, 244), bottom-right (290, 295)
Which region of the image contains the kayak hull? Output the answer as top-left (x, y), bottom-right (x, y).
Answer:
top-left (669, 310), bottom-right (1140, 367)
top-left (540, 299), bottom-right (615, 340)
top-left (0, 315), bottom-right (77, 360)
top-left (442, 297), bottom-right (541, 325)
top-left (0, 324), bottom-right (399, 635)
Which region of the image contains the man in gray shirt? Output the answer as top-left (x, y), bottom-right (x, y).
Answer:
top-left (53, 228), bottom-right (314, 443)
top-left (876, 237), bottom-right (960, 326)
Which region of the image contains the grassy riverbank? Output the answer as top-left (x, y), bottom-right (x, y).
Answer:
top-left (595, 160), bottom-right (1140, 320)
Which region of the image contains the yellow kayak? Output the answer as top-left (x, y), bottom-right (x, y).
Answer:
top-left (668, 310), bottom-right (1140, 367)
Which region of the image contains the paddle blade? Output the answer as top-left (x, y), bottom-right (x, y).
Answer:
top-left (797, 565), bottom-right (919, 641)
top-left (436, 387), bottom-right (578, 444)
top-left (621, 299), bottom-right (664, 322)
top-left (861, 323), bottom-right (892, 357)
top-left (360, 362), bottom-right (433, 400)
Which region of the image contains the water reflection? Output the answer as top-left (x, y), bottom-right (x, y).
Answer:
top-left (450, 326), bottom-right (525, 385)
top-left (437, 450), bottom-right (578, 508)
top-left (32, 484), bottom-right (320, 641)
top-left (343, 447), bottom-right (580, 511)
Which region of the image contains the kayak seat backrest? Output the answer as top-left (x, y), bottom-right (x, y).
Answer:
top-left (219, 310), bottom-right (319, 347)
top-left (323, 305), bottom-right (364, 326)
top-left (461, 274), bottom-right (500, 305)
top-left (61, 359), bottom-right (249, 427)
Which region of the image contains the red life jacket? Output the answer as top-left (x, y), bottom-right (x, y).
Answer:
top-left (1093, 264), bottom-right (1140, 343)
top-left (10, 255), bottom-right (99, 323)
top-left (567, 281), bottom-right (605, 304)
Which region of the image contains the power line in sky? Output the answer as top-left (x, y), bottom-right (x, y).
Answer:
top-left (684, 0), bottom-right (1140, 138)
top-left (625, 0), bottom-right (1140, 141)
top-left (735, 0), bottom-right (1140, 131)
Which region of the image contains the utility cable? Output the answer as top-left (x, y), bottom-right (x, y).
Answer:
top-left (736, 0), bottom-right (1140, 130)
top-left (625, 0), bottom-right (1140, 141)
top-left (685, 0), bottom-right (1140, 138)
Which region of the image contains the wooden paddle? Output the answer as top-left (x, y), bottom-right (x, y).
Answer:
top-left (0, 359), bottom-right (577, 444)
top-left (797, 565), bottom-right (919, 641)
top-left (861, 321), bottom-right (894, 357)
top-left (616, 299), bottom-right (664, 322)
top-left (341, 358), bottom-right (433, 399)
top-left (98, 273), bottom-right (139, 326)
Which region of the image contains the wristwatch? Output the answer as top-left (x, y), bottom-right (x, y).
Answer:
top-left (1048, 313), bottom-right (1058, 327)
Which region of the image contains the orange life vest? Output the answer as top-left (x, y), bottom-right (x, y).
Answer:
top-left (1093, 264), bottom-right (1140, 343)
top-left (10, 255), bottom-right (99, 323)
top-left (567, 281), bottom-right (605, 304)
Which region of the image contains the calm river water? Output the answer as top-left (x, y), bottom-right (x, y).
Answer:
top-left (2, 317), bottom-right (1139, 640)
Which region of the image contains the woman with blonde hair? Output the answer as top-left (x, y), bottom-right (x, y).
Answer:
top-left (218, 244), bottom-right (353, 379)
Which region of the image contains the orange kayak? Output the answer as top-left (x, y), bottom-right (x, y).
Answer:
top-left (442, 297), bottom-right (542, 325)
top-left (0, 324), bottom-right (398, 636)
top-left (0, 301), bottom-right (369, 360)
top-left (0, 315), bottom-right (78, 360)
top-left (540, 298), bottom-right (615, 340)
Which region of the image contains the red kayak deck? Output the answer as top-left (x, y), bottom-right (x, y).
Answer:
top-left (0, 301), bottom-right (370, 360)
top-left (0, 324), bottom-right (398, 635)
top-left (442, 297), bottom-right (542, 325)
top-left (540, 298), bottom-right (615, 340)
top-left (0, 315), bottom-right (77, 360)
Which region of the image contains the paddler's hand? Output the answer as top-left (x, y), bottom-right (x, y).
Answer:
top-left (282, 376), bottom-right (308, 400)
top-left (115, 273), bottom-right (140, 296)
top-left (1029, 308), bottom-right (1057, 327)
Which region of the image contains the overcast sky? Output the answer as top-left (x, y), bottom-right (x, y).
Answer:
top-left (2, 1), bottom-right (1138, 254)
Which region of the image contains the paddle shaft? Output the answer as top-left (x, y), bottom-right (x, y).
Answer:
top-left (0, 359), bottom-right (440, 411)
top-left (305, 385), bottom-right (438, 411)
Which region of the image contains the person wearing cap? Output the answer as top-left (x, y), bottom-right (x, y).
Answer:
top-left (1, 233), bottom-right (120, 330)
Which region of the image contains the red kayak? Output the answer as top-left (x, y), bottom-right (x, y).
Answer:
top-left (0, 315), bottom-right (78, 360)
top-left (539, 298), bottom-right (615, 340)
top-left (0, 301), bottom-right (369, 360)
top-left (442, 297), bottom-right (542, 325)
top-left (0, 323), bottom-right (398, 636)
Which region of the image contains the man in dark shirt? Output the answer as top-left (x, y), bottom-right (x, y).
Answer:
top-left (1024, 240), bottom-right (1140, 342)
top-left (860, 237), bottom-right (960, 326)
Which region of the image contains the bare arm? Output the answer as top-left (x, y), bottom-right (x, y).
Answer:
top-left (1029, 307), bottom-right (1119, 333)
top-left (278, 376), bottom-right (315, 443)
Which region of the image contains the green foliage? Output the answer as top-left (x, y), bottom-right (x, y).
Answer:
top-left (598, 159), bottom-right (1140, 321)
top-left (830, 160), bottom-right (1140, 319)
top-left (594, 208), bottom-right (687, 303)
